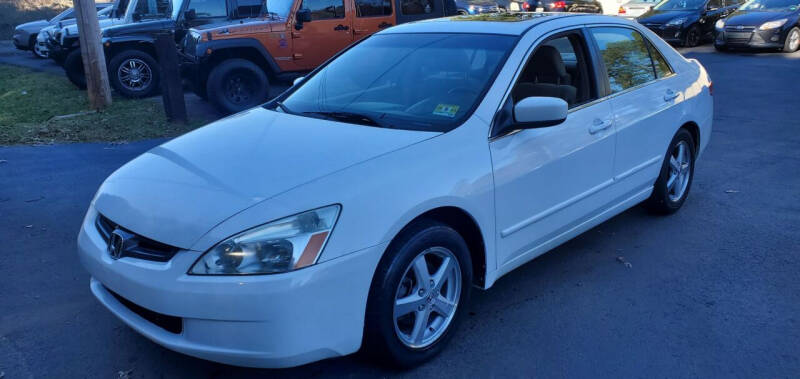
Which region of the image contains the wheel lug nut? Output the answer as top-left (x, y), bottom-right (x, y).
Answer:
top-left (429, 279), bottom-right (435, 287)
top-left (418, 304), bottom-right (425, 311)
top-left (418, 289), bottom-right (425, 296)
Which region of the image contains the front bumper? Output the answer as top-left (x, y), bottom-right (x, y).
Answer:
top-left (715, 27), bottom-right (785, 49)
top-left (12, 32), bottom-right (29, 49)
top-left (78, 206), bottom-right (385, 368)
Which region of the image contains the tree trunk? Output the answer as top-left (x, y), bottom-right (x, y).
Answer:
top-left (73, 0), bottom-right (112, 109)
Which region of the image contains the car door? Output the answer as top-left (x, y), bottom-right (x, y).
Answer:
top-left (701, 0), bottom-right (725, 35)
top-left (490, 30), bottom-right (617, 268)
top-left (589, 26), bottom-right (683, 198)
top-left (292, 0), bottom-right (354, 70)
top-left (394, 0), bottom-right (447, 24)
top-left (352, 0), bottom-right (394, 41)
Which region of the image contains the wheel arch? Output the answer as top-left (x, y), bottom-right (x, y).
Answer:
top-left (681, 120), bottom-right (700, 152)
top-left (384, 206), bottom-right (488, 288)
top-left (107, 41), bottom-right (158, 62)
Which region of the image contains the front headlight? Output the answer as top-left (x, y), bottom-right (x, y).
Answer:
top-left (759, 18), bottom-right (787, 30)
top-left (715, 19), bottom-right (725, 29)
top-left (189, 205), bottom-right (341, 275)
top-left (666, 17), bottom-right (687, 26)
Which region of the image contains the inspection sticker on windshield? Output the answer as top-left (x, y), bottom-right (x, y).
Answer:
top-left (433, 104), bottom-right (459, 118)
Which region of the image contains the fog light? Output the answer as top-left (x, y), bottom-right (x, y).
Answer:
top-left (770, 35), bottom-right (780, 42)
top-left (675, 31), bottom-right (681, 38)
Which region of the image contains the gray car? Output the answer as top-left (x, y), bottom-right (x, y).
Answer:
top-left (12, 3), bottom-right (112, 52)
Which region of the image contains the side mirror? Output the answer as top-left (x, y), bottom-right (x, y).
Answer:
top-left (185, 9), bottom-right (197, 21)
top-left (295, 8), bottom-right (312, 29)
top-left (293, 76), bottom-right (305, 86)
top-left (513, 97), bottom-right (568, 127)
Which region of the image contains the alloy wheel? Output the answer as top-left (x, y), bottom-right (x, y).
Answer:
top-left (393, 247), bottom-right (461, 349)
top-left (686, 28), bottom-right (700, 47)
top-left (667, 140), bottom-right (692, 202)
top-left (789, 30), bottom-right (800, 52)
top-left (117, 58), bottom-right (153, 92)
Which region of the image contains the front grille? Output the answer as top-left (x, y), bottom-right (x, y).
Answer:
top-left (107, 287), bottom-right (183, 334)
top-left (96, 214), bottom-right (180, 262)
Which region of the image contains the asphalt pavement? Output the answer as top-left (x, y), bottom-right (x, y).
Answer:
top-left (1, 44), bottom-right (799, 378)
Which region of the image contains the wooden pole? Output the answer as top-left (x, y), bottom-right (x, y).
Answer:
top-left (154, 32), bottom-right (187, 124)
top-left (73, 0), bottom-right (112, 109)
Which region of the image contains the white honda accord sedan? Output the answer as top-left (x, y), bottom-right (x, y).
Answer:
top-left (78, 13), bottom-right (712, 368)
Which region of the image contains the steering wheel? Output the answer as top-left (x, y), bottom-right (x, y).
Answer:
top-left (447, 86), bottom-right (479, 97)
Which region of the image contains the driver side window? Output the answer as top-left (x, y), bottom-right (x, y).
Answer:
top-left (511, 31), bottom-right (598, 109)
top-left (706, 0), bottom-right (722, 8)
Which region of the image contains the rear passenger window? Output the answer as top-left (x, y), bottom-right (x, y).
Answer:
top-left (356, 0), bottom-right (392, 16)
top-left (302, 0), bottom-right (345, 19)
top-left (647, 41), bottom-right (673, 78)
top-left (590, 27), bottom-right (656, 93)
top-left (400, 0), bottom-right (435, 15)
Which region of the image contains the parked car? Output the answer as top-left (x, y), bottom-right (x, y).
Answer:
top-left (637, 0), bottom-right (744, 46)
top-left (180, 0), bottom-right (458, 114)
top-left (12, 3), bottom-right (113, 53)
top-left (714, 0), bottom-right (800, 52)
top-left (617, 0), bottom-right (659, 18)
top-left (58, 0), bottom-right (252, 97)
top-left (78, 13), bottom-right (712, 369)
top-left (34, 5), bottom-right (118, 59)
top-left (46, 0), bottom-right (131, 64)
top-left (455, 0), bottom-right (504, 14)
top-left (515, 0), bottom-right (603, 13)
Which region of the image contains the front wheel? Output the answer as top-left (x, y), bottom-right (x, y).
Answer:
top-left (683, 25), bottom-right (702, 47)
top-left (109, 50), bottom-right (160, 98)
top-left (206, 59), bottom-right (270, 115)
top-left (645, 128), bottom-right (696, 214)
top-left (31, 36), bottom-right (47, 59)
top-left (364, 220), bottom-right (472, 367)
top-left (783, 27), bottom-right (800, 53)
top-left (63, 48), bottom-right (86, 89)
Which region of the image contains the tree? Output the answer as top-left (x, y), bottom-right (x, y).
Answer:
top-left (73, 0), bottom-right (112, 109)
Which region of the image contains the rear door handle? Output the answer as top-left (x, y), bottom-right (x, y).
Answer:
top-left (664, 89), bottom-right (680, 102)
top-left (589, 119), bottom-right (613, 134)
top-left (334, 24), bottom-right (349, 31)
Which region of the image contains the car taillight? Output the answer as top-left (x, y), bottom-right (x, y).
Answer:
top-left (618, 6), bottom-right (626, 14)
top-left (552, 1), bottom-right (566, 7)
top-left (522, 1), bottom-right (530, 9)
top-left (709, 81), bottom-right (713, 96)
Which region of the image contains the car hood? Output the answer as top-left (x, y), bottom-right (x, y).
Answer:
top-left (102, 19), bottom-right (173, 37)
top-left (638, 9), bottom-right (697, 23)
top-left (93, 107), bottom-right (439, 249)
top-left (723, 10), bottom-right (796, 26)
top-left (16, 19), bottom-right (50, 31)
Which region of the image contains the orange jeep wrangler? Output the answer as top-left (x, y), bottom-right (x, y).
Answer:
top-left (180, 0), bottom-right (458, 113)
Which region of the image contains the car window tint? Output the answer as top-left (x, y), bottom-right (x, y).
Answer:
top-left (591, 27), bottom-right (657, 93)
top-left (302, 0), bottom-right (346, 19)
top-left (401, 0), bottom-right (435, 14)
top-left (647, 40), bottom-right (673, 78)
top-left (187, 0), bottom-right (228, 17)
top-left (512, 32), bottom-right (598, 108)
top-left (236, 0), bottom-right (264, 17)
top-left (356, 0), bottom-right (392, 16)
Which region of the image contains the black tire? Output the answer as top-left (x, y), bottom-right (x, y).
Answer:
top-left (206, 58), bottom-right (270, 115)
top-left (363, 219), bottom-right (472, 368)
top-left (63, 48), bottom-right (86, 89)
top-left (783, 27), bottom-right (800, 53)
top-left (714, 44), bottom-right (728, 52)
top-left (108, 50), bottom-right (160, 98)
top-left (645, 128), bottom-right (696, 214)
top-left (683, 25), bottom-right (702, 47)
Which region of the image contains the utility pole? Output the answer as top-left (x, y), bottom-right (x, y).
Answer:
top-left (73, 0), bottom-right (112, 109)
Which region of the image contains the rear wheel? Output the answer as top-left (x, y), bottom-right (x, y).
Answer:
top-left (364, 220), bottom-right (472, 367)
top-left (206, 58), bottom-right (270, 115)
top-left (30, 35), bottom-right (46, 59)
top-left (783, 27), bottom-right (800, 53)
top-left (63, 48), bottom-right (86, 89)
top-left (109, 50), bottom-right (160, 98)
top-left (645, 128), bottom-right (696, 214)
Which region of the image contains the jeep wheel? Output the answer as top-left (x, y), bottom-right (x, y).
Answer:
top-left (206, 58), bottom-right (270, 115)
top-left (109, 50), bottom-right (160, 98)
top-left (63, 48), bottom-right (86, 89)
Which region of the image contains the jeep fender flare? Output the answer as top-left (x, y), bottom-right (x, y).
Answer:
top-left (196, 38), bottom-right (282, 75)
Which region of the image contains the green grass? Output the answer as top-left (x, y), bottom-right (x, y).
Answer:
top-left (0, 64), bottom-right (206, 145)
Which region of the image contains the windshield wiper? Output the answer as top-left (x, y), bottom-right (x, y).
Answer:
top-left (274, 101), bottom-right (295, 114)
top-left (302, 111), bottom-right (392, 128)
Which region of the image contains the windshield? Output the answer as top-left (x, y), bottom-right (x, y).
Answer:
top-left (50, 8), bottom-right (75, 23)
top-left (276, 33), bottom-right (515, 132)
top-left (739, 0), bottom-right (799, 10)
top-left (126, 0), bottom-right (183, 20)
top-left (654, 0), bottom-right (705, 10)
top-left (267, 0), bottom-right (294, 17)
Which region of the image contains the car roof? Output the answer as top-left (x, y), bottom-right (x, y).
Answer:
top-left (382, 12), bottom-right (636, 36)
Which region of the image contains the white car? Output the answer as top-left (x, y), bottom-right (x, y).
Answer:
top-left (617, 0), bottom-right (659, 18)
top-left (78, 13), bottom-right (713, 368)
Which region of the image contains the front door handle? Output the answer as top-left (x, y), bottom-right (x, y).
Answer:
top-left (378, 21), bottom-right (393, 29)
top-left (664, 89), bottom-right (680, 102)
top-left (589, 119), bottom-right (613, 134)
top-left (334, 24), bottom-right (349, 31)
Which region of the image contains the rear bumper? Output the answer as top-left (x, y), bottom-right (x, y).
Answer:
top-left (79, 206), bottom-right (385, 368)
